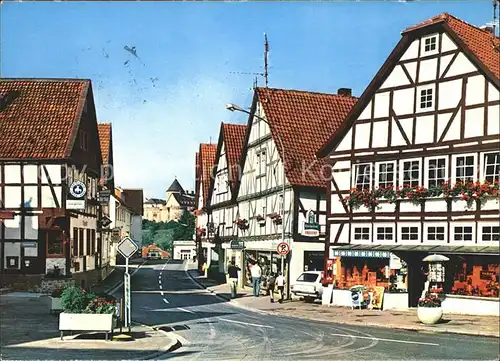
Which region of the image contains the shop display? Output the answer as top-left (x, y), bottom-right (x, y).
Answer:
top-left (451, 261), bottom-right (499, 298)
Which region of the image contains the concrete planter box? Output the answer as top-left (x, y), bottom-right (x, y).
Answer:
top-left (376, 202), bottom-right (396, 213)
top-left (417, 306), bottom-right (443, 325)
top-left (382, 292), bottom-right (409, 310)
top-left (48, 297), bottom-right (63, 314)
top-left (481, 197), bottom-right (499, 211)
top-left (451, 199), bottom-right (476, 212)
top-left (424, 198), bottom-right (448, 212)
top-left (399, 200), bottom-right (421, 213)
top-left (59, 313), bottom-right (116, 340)
top-left (330, 289), bottom-right (353, 307)
top-left (442, 294), bottom-right (500, 316)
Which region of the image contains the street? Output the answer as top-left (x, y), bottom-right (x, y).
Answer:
top-left (121, 260), bottom-right (500, 360)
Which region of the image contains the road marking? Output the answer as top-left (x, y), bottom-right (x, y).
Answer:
top-left (160, 291), bottom-right (164, 296)
top-left (330, 333), bottom-right (439, 346)
top-left (219, 318), bottom-right (274, 329)
top-left (159, 279), bottom-right (162, 284)
top-left (159, 272), bottom-right (162, 276)
top-left (163, 298), bottom-right (169, 304)
top-left (177, 307), bottom-right (195, 314)
top-left (159, 285), bottom-right (162, 289)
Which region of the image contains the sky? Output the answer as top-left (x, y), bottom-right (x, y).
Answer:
top-left (1, 1), bottom-right (494, 199)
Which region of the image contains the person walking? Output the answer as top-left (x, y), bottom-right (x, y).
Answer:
top-left (250, 262), bottom-right (262, 297)
top-left (276, 272), bottom-right (285, 303)
top-left (227, 261), bottom-right (241, 299)
top-left (267, 272), bottom-right (276, 303)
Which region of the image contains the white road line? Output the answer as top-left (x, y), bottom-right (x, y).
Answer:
top-left (159, 285), bottom-right (162, 289)
top-left (219, 318), bottom-right (274, 329)
top-left (159, 272), bottom-right (162, 276)
top-left (159, 279), bottom-right (162, 284)
top-left (163, 298), bottom-right (169, 304)
top-left (177, 307), bottom-right (196, 314)
top-left (330, 333), bottom-right (439, 346)
top-left (160, 291), bottom-right (164, 296)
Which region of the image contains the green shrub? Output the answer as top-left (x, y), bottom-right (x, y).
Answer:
top-left (61, 285), bottom-right (96, 313)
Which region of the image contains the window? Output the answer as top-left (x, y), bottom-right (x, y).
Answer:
top-left (481, 226), bottom-right (499, 242)
top-left (424, 36), bottom-right (437, 52)
top-left (401, 226), bottom-right (419, 241)
top-left (376, 227), bottom-right (393, 241)
top-left (426, 157), bottom-right (447, 188)
top-left (401, 159), bottom-right (420, 187)
top-left (354, 227), bottom-right (370, 241)
top-left (420, 88), bottom-right (433, 109)
top-left (483, 152), bottom-right (500, 183)
top-left (47, 231), bottom-right (64, 256)
top-left (454, 226), bottom-right (473, 241)
top-left (259, 151), bottom-right (266, 176)
top-left (79, 228), bottom-right (84, 256)
top-left (354, 164), bottom-right (371, 190)
top-left (427, 226), bottom-right (445, 241)
top-left (80, 131), bottom-right (88, 151)
top-left (73, 228), bottom-right (79, 256)
top-left (454, 155), bottom-right (476, 183)
top-left (376, 162), bottom-right (395, 188)
top-left (91, 229), bottom-right (96, 254)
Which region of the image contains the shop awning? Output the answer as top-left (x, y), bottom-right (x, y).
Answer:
top-left (331, 246), bottom-right (390, 258)
top-left (331, 244), bottom-right (500, 256)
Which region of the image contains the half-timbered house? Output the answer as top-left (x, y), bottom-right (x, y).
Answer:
top-left (0, 78), bottom-right (107, 290)
top-left (194, 143), bottom-right (217, 272)
top-left (206, 123), bottom-right (246, 279)
top-left (235, 87), bottom-right (357, 293)
top-left (317, 13), bottom-right (500, 314)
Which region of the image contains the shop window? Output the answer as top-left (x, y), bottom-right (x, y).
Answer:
top-left (450, 256), bottom-right (499, 298)
top-left (483, 152), bottom-right (500, 183)
top-left (354, 164), bottom-right (371, 190)
top-left (47, 231), bottom-right (64, 257)
top-left (454, 226), bottom-right (473, 241)
top-left (400, 159), bottom-right (420, 187)
top-left (401, 226), bottom-right (419, 241)
top-left (427, 226), bottom-right (445, 241)
top-left (376, 227), bottom-right (393, 241)
top-left (376, 162), bottom-right (395, 188)
top-left (354, 227), bottom-right (370, 241)
top-left (426, 157), bottom-right (447, 188)
top-left (453, 154), bottom-right (476, 183)
top-left (481, 226), bottom-right (499, 242)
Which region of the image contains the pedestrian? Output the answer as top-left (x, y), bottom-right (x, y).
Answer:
top-left (276, 272), bottom-right (285, 303)
top-left (250, 261), bottom-right (262, 297)
top-left (267, 272), bottom-right (276, 303)
top-left (227, 261), bottom-right (241, 299)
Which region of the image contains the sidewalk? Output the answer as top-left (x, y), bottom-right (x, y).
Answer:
top-left (187, 267), bottom-right (500, 338)
top-left (0, 259), bottom-right (178, 360)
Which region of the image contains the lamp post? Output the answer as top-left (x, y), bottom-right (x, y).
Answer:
top-left (226, 103), bottom-right (287, 279)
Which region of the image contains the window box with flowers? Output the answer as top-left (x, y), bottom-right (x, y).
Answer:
top-left (268, 212), bottom-right (282, 225)
top-left (59, 285), bottom-right (118, 340)
top-left (256, 215), bottom-right (266, 227)
top-left (417, 295), bottom-right (443, 325)
top-left (235, 218), bottom-right (249, 231)
top-left (374, 186), bottom-right (397, 213)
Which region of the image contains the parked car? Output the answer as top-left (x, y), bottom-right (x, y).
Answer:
top-left (290, 271), bottom-right (324, 302)
top-left (147, 251), bottom-right (161, 260)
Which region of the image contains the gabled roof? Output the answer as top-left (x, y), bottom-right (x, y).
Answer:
top-left (239, 87), bottom-right (357, 189)
top-left (97, 123), bottom-right (111, 166)
top-left (121, 188), bottom-right (144, 216)
top-left (144, 198), bottom-right (166, 205)
top-left (167, 178), bottom-right (184, 193)
top-left (317, 13), bottom-right (500, 157)
top-left (207, 122), bottom-right (247, 205)
top-left (198, 143), bottom-right (217, 207)
top-left (0, 78), bottom-right (89, 159)
top-left (172, 192), bottom-right (196, 208)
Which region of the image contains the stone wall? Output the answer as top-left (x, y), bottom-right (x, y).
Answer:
top-left (0, 274), bottom-right (45, 292)
top-left (38, 278), bottom-right (75, 294)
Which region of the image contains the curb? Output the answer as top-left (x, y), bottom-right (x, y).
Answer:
top-left (132, 321), bottom-right (184, 359)
top-left (0, 288), bottom-right (12, 295)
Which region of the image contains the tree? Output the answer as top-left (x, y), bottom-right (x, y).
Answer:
top-left (141, 211), bottom-right (195, 250)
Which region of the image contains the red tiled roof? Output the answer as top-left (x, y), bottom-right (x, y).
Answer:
top-left (403, 12), bottom-right (500, 79)
top-left (222, 123), bottom-right (246, 184)
top-left (199, 143), bottom-right (217, 207)
top-left (97, 123), bottom-right (111, 166)
top-left (255, 87), bottom-right (357, 188)
top-left (195, 152), bottom-right (201, 209)
top-left (0, 79), bottom-right (89, 159)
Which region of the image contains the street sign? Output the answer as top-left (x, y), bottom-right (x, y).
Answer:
top-left (117, 236), bottom-right (138, 259)
top-left (98, 190), bottom-right (111, 205)
top-left (302, 210), bottom-right (320, 237)
top-left (99, 216), bottom-right (112, 228)
top-left (276, 242), bottom-right (290, 256)
top-left (66, 181), bottom-right (86, 210)
top-left (230, 240), bottom-right (245, 250)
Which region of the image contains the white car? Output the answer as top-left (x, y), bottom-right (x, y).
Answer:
top-left (291, 271), bottom-right (324, 302)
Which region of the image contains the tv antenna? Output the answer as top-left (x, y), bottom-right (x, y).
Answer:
top-left (230, 33), bottom-right (270, 88)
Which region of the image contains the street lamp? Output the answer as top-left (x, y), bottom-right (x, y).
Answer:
top-left (226, 103), bottom-right (287, 280)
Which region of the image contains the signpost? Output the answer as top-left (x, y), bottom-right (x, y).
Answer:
top-left (302, 210), bottom-right (320, 237)
top-left (66, 181), bottom-right (86, 210)
top-left (117, 236), bottom-right (138, 332)
top-left (99, 215), bottom-right (112, 229)
top-left (97, 190), bottom-right (111, 205)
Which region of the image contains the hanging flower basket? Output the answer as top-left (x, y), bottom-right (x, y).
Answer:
top-left (234, 218), bottom-right (249, 230)
top-left (269, 212), bottom-right (282, 225)
top-left (256, 215), bottom-right (266, 226)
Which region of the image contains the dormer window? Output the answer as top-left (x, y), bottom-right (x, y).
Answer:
top-left (424, 36), bottom-right (437, 52)
top-left (420, 88), bottom-right (433, 109)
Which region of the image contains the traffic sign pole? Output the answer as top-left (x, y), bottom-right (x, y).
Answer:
top-left (116, 236), bottom-right (138, 334)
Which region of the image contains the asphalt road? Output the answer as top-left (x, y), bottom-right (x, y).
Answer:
top-left (119, 260), bottom-right (499, 360)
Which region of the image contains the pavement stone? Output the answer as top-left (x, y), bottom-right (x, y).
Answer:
top-left (186, 266), bottom-right (500, 338)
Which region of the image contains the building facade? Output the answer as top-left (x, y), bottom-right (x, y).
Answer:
top-left (143, 179), bottom-right (195, 222)
top-left (317, 13), bottom-right (499, 315)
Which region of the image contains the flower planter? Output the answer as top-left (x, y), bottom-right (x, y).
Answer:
top-left (481, 197), bottom-right (499, 211)
top-left (352, 205), bottom-right (371, 213)
top-left (451, 199), bottom-right (476, 212)
top-left (424, 198), bottom-right (448, 212)
top-left (257, 220), bottom-right (266, 227)
top-left (399, 200), bottom-right (421, 213)
top-left (375, 202), bottom-right (396, 213)
top-left (48, 296), bottom-right (63, 314)
top-left (59, 313), bottom-right (116, 340)
top-left (417, 306), bottom-right (443, 325)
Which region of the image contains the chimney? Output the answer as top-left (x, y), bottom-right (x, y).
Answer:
top-left (338, 88), bottom-right (352, 97)
top-left (480, 25), bottom-right (494, 34)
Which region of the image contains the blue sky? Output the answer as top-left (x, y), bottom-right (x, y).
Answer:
top-left (1, 1), bottom-right (493, 198)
